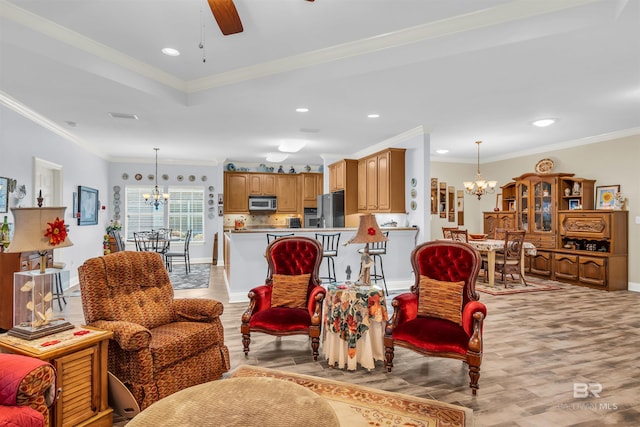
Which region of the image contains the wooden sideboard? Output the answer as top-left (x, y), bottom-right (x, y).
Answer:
top-left (483, 172), bottom-right (627, 291)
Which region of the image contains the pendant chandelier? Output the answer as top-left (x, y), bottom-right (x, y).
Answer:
top-left (143, 148), bottom-right (169, 210)
top-left (463, 141), bottom-right (497, 200)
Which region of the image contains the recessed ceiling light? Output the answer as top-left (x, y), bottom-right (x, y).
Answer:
top-left (278, 140), bottom-right (307, 153)
top-left (296, 107), bottom-right (309, 113)
top-left (64, 121), bottom-right (77, 127)
top-left (108, 112), bottom-right (138, 120)
top-left (367, 114), bottom-right (380, 118)
top-left (435, 149), bottom-right (449, 154)
top-left (532, 118), bottom-right (556, 127)
top-left (162, 47), bottom-right (180, 56)
top-left (266, 152), bottom-right (289, 162)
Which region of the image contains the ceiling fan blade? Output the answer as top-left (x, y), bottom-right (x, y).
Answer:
top-left (208, 0), bottom-right (244, 35)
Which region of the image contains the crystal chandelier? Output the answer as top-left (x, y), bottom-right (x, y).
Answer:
top-left (143, 148), bottom-right (169, 210)
top-left (463, 141), bottom-right (497, 200)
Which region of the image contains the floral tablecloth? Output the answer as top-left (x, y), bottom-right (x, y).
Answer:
top-left (323, 283), bottom-right (387, 370)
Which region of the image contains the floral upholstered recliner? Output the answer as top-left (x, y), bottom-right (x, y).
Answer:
top-left (0, 353), bottom-right (57, 427)
top-left (78, 251), bottom-right (230, 410)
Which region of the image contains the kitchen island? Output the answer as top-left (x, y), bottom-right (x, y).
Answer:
top-left (223, 227), bottom-right (419, 302)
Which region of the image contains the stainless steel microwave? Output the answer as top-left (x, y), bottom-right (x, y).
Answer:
top-left (248, 196), bottom-right (277, 211)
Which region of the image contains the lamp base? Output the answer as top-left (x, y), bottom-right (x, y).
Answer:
top-left (8, 319), bottom-right (74, 340)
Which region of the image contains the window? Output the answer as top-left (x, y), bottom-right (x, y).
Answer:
top-left (124, 186), bottom-right (204, 242)
top-left (168, 186), bottom-right (204, 242)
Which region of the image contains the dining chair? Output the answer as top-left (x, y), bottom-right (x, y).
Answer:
top-left (484, 230), bottom-right (527, 287)
top-left (133, 231), bottom-right (155, 251)
top-left (164, 230), bottom-right (192, 273)
top-left (442, 226), bottom-right (459, 239)
top-left (449, 229), bottom-right (469, 242)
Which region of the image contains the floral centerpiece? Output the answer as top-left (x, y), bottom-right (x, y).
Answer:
top-left (106, 220), bottom-right (122, 234)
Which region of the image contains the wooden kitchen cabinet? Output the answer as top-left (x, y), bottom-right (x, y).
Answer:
top-left (329, 159), bottom-right (357, 192)
top-left (248, 173), bottom-right (276, 195)
top-left (301, 173), bottom-right (323, 207)
top-left (0, 326), bottom-right (113, 427)
top-left (275, 174), bottom-right (298, 213)
top-left (224, 173), bottom-right (249, 213)
top-left (357, 148), bottom-right (406, 213)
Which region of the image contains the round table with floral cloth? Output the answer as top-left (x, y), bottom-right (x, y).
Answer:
top-left (322, 283), bottom-right (388, 371)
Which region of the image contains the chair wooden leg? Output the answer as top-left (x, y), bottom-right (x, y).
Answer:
top-left (311, 336), bottom-right (320, 361)
top-left (467, 351), bottom-right (482, 395)
top-left (384, 345), bottom-right (394, 372)
top-left (242, 332), bottom-right (251, 356)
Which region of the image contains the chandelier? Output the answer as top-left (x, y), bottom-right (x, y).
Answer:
top-left (143, 148), bottom-right (169, 210)
top-left (463, 141), bottom-right (497, 200)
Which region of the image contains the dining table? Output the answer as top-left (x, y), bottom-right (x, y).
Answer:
top-left (467, 238), bottom-right (537, 287)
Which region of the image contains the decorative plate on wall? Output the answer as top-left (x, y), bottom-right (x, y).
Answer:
top-left (177, 175), bottom-right (184, 181)
top-left (113, 185), bottom-right (120, 192)
top-left (135, 173), bottom-right (142, 181)
top-left (162, 174), bottom-right (169, 181)
top-left (189, 175), bottom-right (196, 182)
top-left (201, 176), bottom-right (207, 181)
top-left (411, 189), bottom-right (417, 198)
top-left (148, 174), bottom-right (154, 181)
top-left (122, 173), bottom-right (129, 180)
top-left (410, 201), bottom-right (417, 210)
top-left (535, 158), bottom-right (555, 174)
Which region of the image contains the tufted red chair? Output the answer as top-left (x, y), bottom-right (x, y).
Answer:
top-left (384, 240), bottom-right (487, 394)
top-left (78, 251), bottom-right (230, 410)
top-left (241, 236), bottom-right (325, 360)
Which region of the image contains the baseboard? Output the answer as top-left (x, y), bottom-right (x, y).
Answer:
top-left (628, 281), bottom-right (640, 293)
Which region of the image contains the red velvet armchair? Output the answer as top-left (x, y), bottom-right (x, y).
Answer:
top-left (384, 240), bottom-right (487, 394)
top-left (241, 236), bottom-right (325, 360)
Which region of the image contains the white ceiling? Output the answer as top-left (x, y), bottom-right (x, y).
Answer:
top-left (1, 0), bottom-right (639, 166)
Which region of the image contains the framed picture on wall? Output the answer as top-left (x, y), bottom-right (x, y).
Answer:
top-left (77, 186), bottom-right (99, 225)
top-left (0, 177), bottom-right (8, 213)
top-left (595, 185), bottom-right (619, 210)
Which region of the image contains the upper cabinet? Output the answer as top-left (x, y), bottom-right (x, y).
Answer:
top-left (248, 173), bottom-right (276, 195)
top-left (224, 173), bottom-right (249, 213)
top-left (301, 173), bottom-right (323, 208)
top-left (275, 174), bottom-right (299, 213)
top-left (329, 159), bottom-right (357, 192)
top-left (358, 148), bottom-right (406, 213)
top-left (558, 177), bottom-right (595, 210)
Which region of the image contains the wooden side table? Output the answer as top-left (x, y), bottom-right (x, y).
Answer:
top-left (0, 325), bottom-right (113, 427)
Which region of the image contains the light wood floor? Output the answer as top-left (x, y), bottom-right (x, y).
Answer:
top-left (66, 266), bottom-right (640, 427)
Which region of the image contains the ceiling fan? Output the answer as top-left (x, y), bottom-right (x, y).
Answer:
top-left (208, 0), bottom-right (314, 36)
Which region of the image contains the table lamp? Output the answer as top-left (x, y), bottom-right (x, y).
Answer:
top-left (347, 214), bottom-right (388, 286)
top-left (6, 207), bottom-right (74, 339)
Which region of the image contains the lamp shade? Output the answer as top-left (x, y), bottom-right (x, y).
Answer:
top-left (349, 214), bottom-right (388, 244)
top-left (6, 207), bottom-right (73, 253)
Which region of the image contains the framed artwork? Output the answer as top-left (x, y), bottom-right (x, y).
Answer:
top-left (0, 177), bottom-right (8, 213)
top-left (439, 182), bottom-right (447, 218)
top-left (595, 185), bottom-right (619, 210)
top-left (568, 199), bottom-right (580, 210)
top-left (77, 186), bottom-right (99, 225)
top-left (430, 178), bottom-right (438, 214)
top-left (218, 206), bottom-right (224, 216)
top-left (218, 193), bottom-right (224, 205)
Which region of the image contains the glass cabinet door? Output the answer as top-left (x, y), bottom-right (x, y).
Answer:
top-left (517, 182), bottom-right (529, 231)
top-left (533, 180), bottom-right (554, 232)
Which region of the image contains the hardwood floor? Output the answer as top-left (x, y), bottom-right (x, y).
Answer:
top-left (66, 266), bottom-right (640, 426)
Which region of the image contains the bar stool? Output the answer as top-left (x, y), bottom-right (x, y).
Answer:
top-left (265, 233), bottom-right (294, 277)
top-left (358, 232), bottom-right (389, 295)
top-left (52, 263), bottom-right (67, 312)
top-left (315, 233), bottom-right (341, 284)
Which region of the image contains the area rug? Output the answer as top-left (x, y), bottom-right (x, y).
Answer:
top-left (228, 365), bottom-right (473, 427)
top-left (475, 276), bottom-right (563, 295)
top-left (169, 263), bottom-right (210, 290)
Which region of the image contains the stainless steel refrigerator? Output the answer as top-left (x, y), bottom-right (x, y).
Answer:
top-left (317, 191), bottom-right (345, 228)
